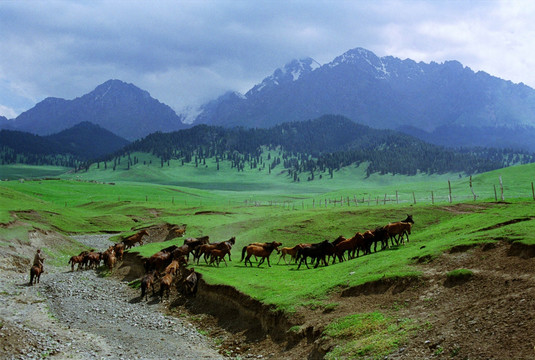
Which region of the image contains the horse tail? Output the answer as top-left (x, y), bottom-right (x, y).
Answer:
top-left (241, 246), bottom-right (247, 262)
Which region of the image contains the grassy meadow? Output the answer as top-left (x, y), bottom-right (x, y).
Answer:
top-left (2, 160), bottom-right (535, 358)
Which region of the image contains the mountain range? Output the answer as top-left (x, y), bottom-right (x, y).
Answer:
top-left (3, 47), bottom-right (535, 151)
top-left (195, 48), bottom-right (535, 151)
top-left (0, 80), bottom-right (186, 141)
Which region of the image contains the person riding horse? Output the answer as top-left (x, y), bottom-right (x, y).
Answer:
top-left (33, 249), bottom-right (45, 273)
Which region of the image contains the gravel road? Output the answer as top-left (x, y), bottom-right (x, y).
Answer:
top-left (0, 234), bottom-right (224, 360)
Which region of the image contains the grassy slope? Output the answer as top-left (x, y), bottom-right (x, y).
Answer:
top-left (2, 162), bottom-right (535, 311)
top-left (2, 161), bottom-right (535, 358)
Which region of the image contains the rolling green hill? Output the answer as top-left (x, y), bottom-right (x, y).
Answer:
top-left (78, 116), bottom-right (534, 187)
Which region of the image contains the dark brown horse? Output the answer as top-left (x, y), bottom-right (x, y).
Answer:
top-left (122, 229), bottom-right (149, 250)
top-left (241, 241), bottom-right (281, 267)
top-left (112, 243), bottom-right (125, 261)
top-left (29, 263), bottom-right (43, 285)
top-left (183, 236), bottom-right (210, 260)
top-left (182, 268), bottom-right (198, 297)
top-left (83, 251), bottom-right (102, 269)
top-left (195, 237), bottom-right (235, 264)
top-left (68, 254), bottom-right (85, 271)
top-left (144, 251), bottom-right (172, 273)
top-left (141, 270), bottom-right (158, 300)
top-left (296, 240), bottom-right (335, 269)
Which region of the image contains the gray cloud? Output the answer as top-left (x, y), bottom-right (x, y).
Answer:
top-left (1, 0), bottom-right (534, 118)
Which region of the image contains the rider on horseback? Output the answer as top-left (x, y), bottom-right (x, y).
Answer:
top-left (33, 249), bottom-right (45, 273)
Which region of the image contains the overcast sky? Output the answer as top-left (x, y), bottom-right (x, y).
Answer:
top-left (1, 0), bottom-right (534, 119)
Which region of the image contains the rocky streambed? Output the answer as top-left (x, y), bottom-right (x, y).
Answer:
top-left (0, 234), bottom-right (224, 360)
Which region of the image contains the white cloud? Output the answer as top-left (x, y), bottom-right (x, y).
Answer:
top-left (0, 104), bottom-right (18, 119)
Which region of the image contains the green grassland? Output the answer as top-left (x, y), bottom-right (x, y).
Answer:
top-left (1, 160), bottom-right (535, 358)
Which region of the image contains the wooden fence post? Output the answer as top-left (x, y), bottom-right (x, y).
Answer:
top-left (412, 192), bottom-right (416, 204)
top-left (396, 191), bottom-right (399, 204)
top-left (469, 176), bottom-right (476, 201)
top-left (383, 194), bottom-right (387, 205)
top-left (448, 180), bottom-right (452, 203)
top-left (431, 191), bottom-right (434, 205)
top-left (499, 176), bottom-right (504, 201)
top-left (494, 185), bottom-right (497, 201)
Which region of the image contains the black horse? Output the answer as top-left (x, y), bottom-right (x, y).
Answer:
top-left (296, 240), bottom-right (334, 269)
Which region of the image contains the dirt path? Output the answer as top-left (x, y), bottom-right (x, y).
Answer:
top-left (0, 234), bottom-right (224, 360)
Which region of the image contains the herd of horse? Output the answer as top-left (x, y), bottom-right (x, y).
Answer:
top-left (50, 214), bottom-right (414, 302)
top-left (280, 214), bottom-right (414, 269)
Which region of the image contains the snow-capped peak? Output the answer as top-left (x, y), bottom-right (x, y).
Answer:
top-left (329, 48), bottom-right (391, 79)
top-left (246, 57), bottom-right (320, 97)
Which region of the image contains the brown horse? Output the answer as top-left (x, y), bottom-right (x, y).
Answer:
top-left (172, 224), bottom-right (187, 238)
top-left (208, 247), bottom-right (231, 267)
top-left (83, 251), bottom-right (103, 269)
top-left (195, 237), bottom-right (235, 264)
top-left (159, 273), bottom-right (173, 300)
top-left (29, 263), bottom-right (43, 285)
top-left (140, 270), bottom-right (158, 300)
top-left (122, 229), bottom-right (149, 250)
top-left (241, 241), bottom-right (281, 267)
top-left (182, 268), bottom-right (198, 297)
top-left (332, 233), bottom-right (371, 263)
top-left (384, 221), bottom-right (413, 246)
top-left (277, 244), bottom-right (310, 265)
top-left (68, 254), bottom-right (85, 271)
top-left (164, 259), bottom-right (180, 275)
top-left (183, 236), bottom-right (210, 260)
top-left (106, 252), bottom-right (116, 271)
top-left (144, 251), bottom-right (172, 273)
top-left (112, 243), bottom-right (125, 261)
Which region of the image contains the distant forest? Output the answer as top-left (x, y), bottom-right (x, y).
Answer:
top-left (0, 129), bottom-right (82, 168)
top-left (89, 115), bottom-right (535, 179)
top-left (0, 122), bottom-right (129, 168)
